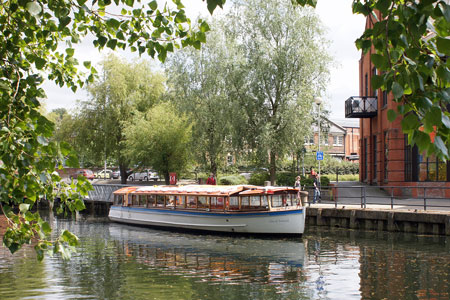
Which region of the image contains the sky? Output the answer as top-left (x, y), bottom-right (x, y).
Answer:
top-left (42, 0), bottom-right (365, 124)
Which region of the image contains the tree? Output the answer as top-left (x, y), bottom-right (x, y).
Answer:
top-left (166, 25), bottom-right (234, 177)
top-left (223, 0), bottom-right (332, 184)
top-left (203, 0), bottom-right (450, 161)
top-left (1, 0), bottom-right (209, 259)
top-left (123, 102), bottom-right (192, 184)
top-left (77, 54), bottom-right (165, 183)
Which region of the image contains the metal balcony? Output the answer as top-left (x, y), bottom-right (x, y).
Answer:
top-left (345, 96), bottom-right (377, 118)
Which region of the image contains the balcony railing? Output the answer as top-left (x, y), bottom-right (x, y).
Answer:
top-left (345, 96), bottom-right (377, 118)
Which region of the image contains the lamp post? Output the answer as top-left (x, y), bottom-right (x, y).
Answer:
top-left (315, 97), bottom-right (322, 183)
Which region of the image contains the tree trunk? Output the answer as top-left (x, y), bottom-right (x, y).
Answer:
top-left (164, 172), bottom-right (170, 185)
top-left (269, 150), bottom-right (276, 185)
top-left (119, 163), bottom-right (129, 184)
top-left (210, 160), bottom-right (217, 178)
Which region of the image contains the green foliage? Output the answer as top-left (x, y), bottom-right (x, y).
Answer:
top-left (350, 0), bottom-right (450, 160)
top-left (223, 0), bottom-right (331, 184)
top-left (248, 172), bottom-right (270, 186)
top-left (276, 172), bottom-right (298, 187)
top-left (218, 175), bottom-right (247, 185)
top-left (123, 102), bottom-right (193, 184)
top-left (72, 54), bottom-right (166, 181)
top-left (0, 0), bottom-right (209, 259)
top-left (166, 28), bottom-right (234, 176)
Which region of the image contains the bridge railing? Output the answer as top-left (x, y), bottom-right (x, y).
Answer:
top-left (86, 184), bottom-right (131, 203)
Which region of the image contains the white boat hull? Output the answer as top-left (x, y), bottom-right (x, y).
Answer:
top-left (109, 206), bottom-right (305, 235)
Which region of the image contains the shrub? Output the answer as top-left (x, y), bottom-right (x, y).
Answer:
top-left (219, 175), bottom-right (247, 185)
top-left (248, 172), bottom-right (270, 186)
top-left (276, 172), bottom-right (297, 186)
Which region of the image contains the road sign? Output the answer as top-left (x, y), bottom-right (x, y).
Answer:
top-left (316, 151), bottom-right (324, 161)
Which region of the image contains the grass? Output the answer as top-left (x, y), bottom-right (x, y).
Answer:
top-left (323, 174), bottom-right (359, 182)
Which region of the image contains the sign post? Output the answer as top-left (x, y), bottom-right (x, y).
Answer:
top-left (316, 151), bottom-right (324, 161)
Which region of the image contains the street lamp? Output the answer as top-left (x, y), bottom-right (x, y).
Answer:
top-left (315, 97), bottom-right (322, 184)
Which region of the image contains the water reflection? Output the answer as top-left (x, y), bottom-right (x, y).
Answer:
top-left (0, 218), bottom-right (449, 300)
top-left (108, 224), bottom-right (307, 293)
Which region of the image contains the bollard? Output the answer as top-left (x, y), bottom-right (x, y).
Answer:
top-left (423, 187), bottom-right (427, 211)
top-left (390, 188), bottom-right (394, 209)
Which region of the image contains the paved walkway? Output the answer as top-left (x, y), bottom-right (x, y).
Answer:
top-left (308, 181), bottom-right (450, 214)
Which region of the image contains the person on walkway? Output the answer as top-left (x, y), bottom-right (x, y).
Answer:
top-left (313, 174), bottom-right (320, 204)
top-left (294, 176), bottom-right (301, 189)
top-left (206, 173), bottom-right (216, 185)
top-left (294, 176), bottom-right (302, 205)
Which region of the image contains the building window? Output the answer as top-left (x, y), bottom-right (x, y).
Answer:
top-left (382, 90), bottom-right (388, 107)
top-left (418, 154), bottom-right (447, 182)
top-left (372, 67), bottom-right (378, 97)
top-left (404, 134), bottom-right (448, 182)
top-left (373, 135), bottom-right (377, 182)
top-left (364, 138), bottom-right (368, 180)
top-left (227, 154), bottom-right (233, 165)
top-left (384, 131), bottom-right (388, 181)
top-left (323, 136), bottom-right (329, 146)
top-left (365, 73), bottom-right (368, 97)
top-left (333, 135), bottom-right (343, 146)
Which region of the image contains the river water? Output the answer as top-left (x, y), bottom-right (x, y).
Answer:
top-left (0, 214), bottom-right (449, 300)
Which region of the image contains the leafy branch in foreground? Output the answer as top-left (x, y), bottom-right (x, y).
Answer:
top-left (1, 0), bottom-right (209, 259)
top-left (352, 0), bottom-right (450, 160)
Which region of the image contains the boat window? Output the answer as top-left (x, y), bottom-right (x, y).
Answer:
top-left (241, 196), bottom-right (250, 209)
top-left (147, 195), bottom-right (155, 207)
top-left (271, 194), bottom-right (283, 207)
top-left (139, 195), bottom-right (147, 207)
top-left (250, 196), bottom-right (260, 207)
top-left (261, 196), bottom-right (268, 208)
top-left (179, 195), bottom-right (186, 208)
top-left (156, 195), bottom-right (165, 207)
top-left (228, 196), bottom-right (239, 210)
top-left (289, 193), bottom-right (295, 206)
top-left (167, 195), bottom-right (176, 207)
top-left (114, 194), bottom-right (123, 205)
top-left (210, 197), bottom-right (224, 210)
top-left (198, 196), bottom-right (207, 209)
top-left (187, 196), bottom-right (196, 208)
top-left (131, 194), bottom-right (138, 206)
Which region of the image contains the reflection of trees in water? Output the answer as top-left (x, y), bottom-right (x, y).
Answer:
top-left (116, 240), bottom-right (306, 286)
top-left (305, 227), bottom-right (450, 300)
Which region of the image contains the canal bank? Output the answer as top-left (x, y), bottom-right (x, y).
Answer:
top-left (306, 206), bottom-right (450, 236)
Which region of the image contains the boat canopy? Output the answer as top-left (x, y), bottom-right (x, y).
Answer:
top-left (113, 185), bottom-right (297, 197)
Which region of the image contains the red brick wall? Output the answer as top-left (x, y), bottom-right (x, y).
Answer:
top-left (357, 12), bottom-right (450, 193)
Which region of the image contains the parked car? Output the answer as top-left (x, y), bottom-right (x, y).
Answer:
top-left (128, 169), bottom-right (159, 181)
top-left (94, 169), bottom-right (112, 179)
top-left (111, 169), bottom-right (120, 179)
top-left (70, 169), bottom-right (95, 180)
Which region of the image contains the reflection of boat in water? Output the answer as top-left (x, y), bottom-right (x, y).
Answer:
top-left (109, 185), bottom-right (305, 235)
top-left (108, 223), bottom-right (305, 269)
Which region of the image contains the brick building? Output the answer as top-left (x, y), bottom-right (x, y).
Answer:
top-left (345, 12), bottom-right (450, 196)
top-left (306, 118), bottom-right (359, 162)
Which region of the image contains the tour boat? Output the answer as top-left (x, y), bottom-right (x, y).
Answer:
top-left (109, 185), bottom-right (305, 235)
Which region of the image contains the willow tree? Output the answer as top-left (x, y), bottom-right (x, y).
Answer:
top-left (123, 102), bottom-right (192, 184)
top-left (166, 25), bottom-right (237, 177)
top-left (224, 0), bottom-right (332, 184)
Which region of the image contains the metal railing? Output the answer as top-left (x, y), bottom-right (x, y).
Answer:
top-left (86, 184), bottom-right (130, 203)
top-left (345, 96), bottom-right (378, 118)
top-left (87, 184), bottom-right (450, 212)
top-left (304, 185), bottom-right (450, 211)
